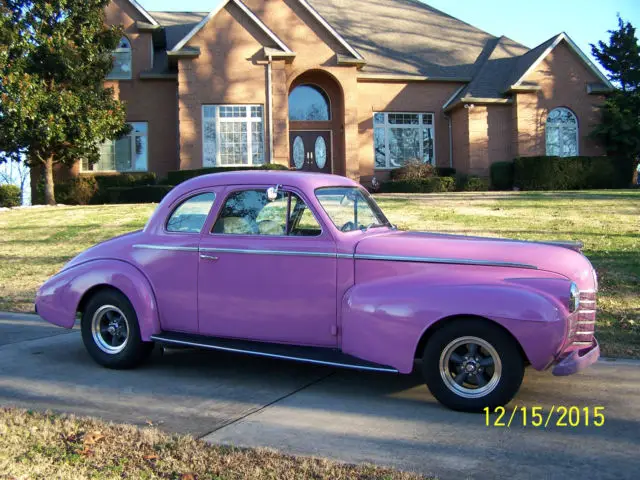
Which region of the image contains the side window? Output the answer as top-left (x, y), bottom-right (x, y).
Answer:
top-left (166, 192), bottom-right (216, 233)
top-left (213, 189), bottom-right (321, 236)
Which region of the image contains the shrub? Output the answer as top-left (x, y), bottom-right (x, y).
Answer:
top-left (107, 185), bottom-right (174, 204)
top-left (56, 176), bottom-right (99, 205)
top-left (513, 156), bottom-right (636, 190)
top-left (455, 174), bottom-right (490, 192)
top-left (166, 164), bottom-right (289, 186)
top-left (91, 173), bottom-right (157, 203)
top-left (0, 184), bottom-right (21, 207)
top-left (435, 167), bottom-right (457, 177)
top-left (381, 176), bottom-right (455, 193)
top-left (389, 160), bottom-right (436, 181)
top-left (490, 161), bottom-right (515, 190)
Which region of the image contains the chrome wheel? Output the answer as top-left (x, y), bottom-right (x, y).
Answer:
top-left (439, 336), bottom-right (502, 399)
top-left (91, 305), bottom-right (130, 355)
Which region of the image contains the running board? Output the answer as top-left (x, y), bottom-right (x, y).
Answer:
top-left (150, 331), bottom-right (398, 373)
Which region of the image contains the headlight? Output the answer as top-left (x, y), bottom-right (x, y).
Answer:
top-left (569, 282), bottom-right (580, 313)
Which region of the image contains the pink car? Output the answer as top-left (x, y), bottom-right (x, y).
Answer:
top-left (35, 171), bottom-right (599, 412)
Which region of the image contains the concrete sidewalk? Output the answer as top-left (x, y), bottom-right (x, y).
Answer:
top-left (1, 312), bottom-right (639, 479)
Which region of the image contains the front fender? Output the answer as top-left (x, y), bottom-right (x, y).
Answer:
top-left (35, 259), bottom-right (160, 341)
top-left (341, 275), bottom-right (567, 374)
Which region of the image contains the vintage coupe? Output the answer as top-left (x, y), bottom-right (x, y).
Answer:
top-left (35, 171), bottom-right (600, 411)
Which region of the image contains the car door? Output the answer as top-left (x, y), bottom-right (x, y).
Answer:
top-left (197, 185), bottom-right (338, 347)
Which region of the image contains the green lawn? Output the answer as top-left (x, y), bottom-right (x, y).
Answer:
top-left (0, 190), bottom-right (638, 357)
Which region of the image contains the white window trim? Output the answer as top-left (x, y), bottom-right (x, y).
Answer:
top-left (373, 112), bottom-right (436, 170)
top-left (545, 107), bottom-right (579, 157)
top-left (80, 122), bottom-right (148, 173)
top-left (107, 37), bottom-right (132, 80)
top-left (202, 105), bottom-right (265, 167)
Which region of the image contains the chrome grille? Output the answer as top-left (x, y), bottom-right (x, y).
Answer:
top-left (569, 290), bottom-right (596, 348)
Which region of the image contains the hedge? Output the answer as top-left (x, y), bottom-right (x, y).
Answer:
top-left (513, 156), bottom-right (636, 190)
top-left (107, 185), bottom-right (174, 204)
top-left (490, 161), bottom-right (515, 190)
top-left (455, 174), bottom-right (490, 192)
top-left (381, 176), bottom-right (455, 193)
top-left (166, 164), bottom-right (289, 186)
top-left (0, 184), bottom-right (21, 207)
top-left (34, 172), bottom-right (158, 205)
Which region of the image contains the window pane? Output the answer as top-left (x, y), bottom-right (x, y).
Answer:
top-left (98, 141), bottom-right (115, 171)
top-left (546, 108), bottom-right (578, 157)
top-left (291, 195), bottom-right (322, 236)
top-left (373, 112), bottom-right (384, 125)
top-left (115, 136), bottom-right (132, 171)
top-left (219, 121), bottom-right (248, 165)
top-left (388, 127), bottom-right (420, 167)
top-left (422, 127), bottom-right (434, 164)
top-left (167, 192), bottom-right (216, 233)
top-left (251, 121), bottom-right (265, 165)
top-left (213, 189), bottom-right (277, 235)
top-left (110, 51), bottom-right (131, 78)
top-left (203, 118), bottom-right (217, 166)
top-left (289, 85), bottom-right (330, 121)
top-left (388, 113), bottom-right (419, 125)
top-left (374, 127), bottom-right (386, 168)
top-left (315, 187), bottom-right (389, 232)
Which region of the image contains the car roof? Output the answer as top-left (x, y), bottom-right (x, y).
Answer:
top-left (171, 170), bottom-right (360, 196)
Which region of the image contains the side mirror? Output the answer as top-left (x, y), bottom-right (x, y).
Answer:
top-left (266, 185), bottom-right (280, 201)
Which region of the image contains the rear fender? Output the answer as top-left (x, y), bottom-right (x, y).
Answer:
top-left (35, 259), bottom-right (160, 341)
top-left (341, 275), bottom-right (567, 374)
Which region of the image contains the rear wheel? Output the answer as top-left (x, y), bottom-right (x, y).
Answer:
top-left (81, 289), bottom-right (154, 369)
top-left (422, 319), bottom-right (524, 412)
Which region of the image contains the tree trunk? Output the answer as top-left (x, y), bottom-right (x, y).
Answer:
top-left (43, 156), bottom-right (56, 205)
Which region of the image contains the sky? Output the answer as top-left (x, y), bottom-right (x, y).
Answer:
top-left (138, 0), bottom-right (640, 73)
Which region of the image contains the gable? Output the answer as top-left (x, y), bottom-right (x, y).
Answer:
top-left (171, 0), bottom-right (291, 54)
top-left (105, 0), bottom-right (157, 27)
top-left (515, 34), bottom-right (612, 89)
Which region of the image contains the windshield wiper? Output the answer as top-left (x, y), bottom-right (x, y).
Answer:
top-left (363, 223), bottom-right (387, 231)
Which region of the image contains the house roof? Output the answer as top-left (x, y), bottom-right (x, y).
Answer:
top-left (142, 0), bottom-right (612, 104)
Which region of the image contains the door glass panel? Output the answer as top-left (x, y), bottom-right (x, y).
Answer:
top-left (293, 136), bottom-right (305, 169)
top-left (315, 136), bottom-right (327, 169)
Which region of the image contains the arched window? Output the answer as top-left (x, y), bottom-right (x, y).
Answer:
top-left (289, 85), bottom-right (330, 121)
top-left (108, 36), bottom-right (132, 80)
top-left (546, 107), bottom-right (578, 157)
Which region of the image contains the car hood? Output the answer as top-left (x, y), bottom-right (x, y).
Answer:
top-left (355, 231), bottom-right (597, 290)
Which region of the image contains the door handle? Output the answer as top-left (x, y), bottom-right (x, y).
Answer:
top-left (200, 254), bottom-right (219, 261)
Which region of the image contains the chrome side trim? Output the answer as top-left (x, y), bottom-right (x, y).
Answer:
top-left (353, 253), bottom-right (538, 270)
top-left (199, 247), bottom-right (338, 258)
top-left (577, 320), bottom-right (596, 325)
top-left (575, 331), bottom-right (595, 336)
top-left (571, 341), bottom-right (593, 347)
top-left (133, 244), bottom-right (198, 252)
top-left (578, 309), bottom-right (596, 314)
top-left (150, 335), bottom-right (399, 373)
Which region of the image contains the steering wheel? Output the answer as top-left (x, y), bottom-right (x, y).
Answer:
top-left (340, 221), bottom-right (356, 232)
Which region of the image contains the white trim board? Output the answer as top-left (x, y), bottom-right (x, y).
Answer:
top-left (170, 0), bottom-right (292, 54)
top-left (127, 0), bottom-right (159, 26)
top-left (512, 32), bottom-right (612, 89)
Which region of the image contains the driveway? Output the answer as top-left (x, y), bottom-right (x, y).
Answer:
top-left (1, 312), bottom-right (639, 479)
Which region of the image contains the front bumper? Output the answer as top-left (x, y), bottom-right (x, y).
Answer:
top-left (552, 338), bottom-right (600, 376)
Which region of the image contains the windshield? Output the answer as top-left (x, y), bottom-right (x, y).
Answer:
top-left (315, 187), bottom-right (391, 233)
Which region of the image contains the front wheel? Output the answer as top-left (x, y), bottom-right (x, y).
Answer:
top-left (422, 319), bottom-right (524, 412)
top-left (81, 289), bottom-right (154, 369)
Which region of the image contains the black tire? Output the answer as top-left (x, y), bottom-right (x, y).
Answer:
top-left (422, 319), bottom-right (524, 412)
top-left (81, 289), bottom-right (154, 369)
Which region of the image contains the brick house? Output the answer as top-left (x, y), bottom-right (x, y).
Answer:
top-left (78, 0), bottom-right (613, 185)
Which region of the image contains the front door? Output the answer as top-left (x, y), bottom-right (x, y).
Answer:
top-left (289, 131), bottom-right (332, 173)
top-left (197, 185), bottom-right (338, 347)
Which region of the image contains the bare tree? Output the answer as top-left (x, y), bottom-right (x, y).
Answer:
top-left (0, 158), bottom-right (30, 204)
